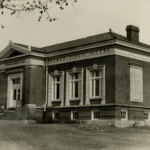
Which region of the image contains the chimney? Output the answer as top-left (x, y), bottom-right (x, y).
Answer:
top-left (126, 25), bottom-right (140, 42)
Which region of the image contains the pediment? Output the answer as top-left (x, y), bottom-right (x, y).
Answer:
top-left (0, 43), bottom-right (30, 59)
top-left (8, 49), bottom-right (24, 58)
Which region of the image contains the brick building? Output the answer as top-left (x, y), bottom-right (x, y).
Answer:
top-left (0, 25), bottom-right (150, 127)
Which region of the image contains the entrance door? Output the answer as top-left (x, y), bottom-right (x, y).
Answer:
top-left (10, 78), bottom-right (21, 108)
top-left (7, 73), bottom-right (23, 109)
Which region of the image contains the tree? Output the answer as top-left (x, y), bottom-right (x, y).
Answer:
top-left (0, 0), bottom-right (77, 28)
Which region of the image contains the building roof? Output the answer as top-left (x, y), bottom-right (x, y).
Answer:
top-left (15, 31), bottom-right (150, 54)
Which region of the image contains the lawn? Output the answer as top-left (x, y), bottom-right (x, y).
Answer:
top-left (0, 123), bottom-right (150, 150)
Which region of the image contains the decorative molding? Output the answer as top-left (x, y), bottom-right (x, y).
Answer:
top-left (6, 69), bottom-right (23, 74)
top-left (30, 52), bottom-right (46, 58)
top-left (50, 70), bottom-right (64, 76)
top-left (25, 58), bottom-right (45, 66)
top-left (49, 48), bottom-right (114, 65)
top-left (6, 60), bottom-right (25, 67)
top-left (67, 67), bottom-right (82, 74)
top-left (25, 65), bottom-right (37, 69)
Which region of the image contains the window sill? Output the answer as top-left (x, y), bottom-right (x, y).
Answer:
top-left (90, 97), bottom-right (102, 100)
top-left (71, 119), bottom-right (78, 121)
top-left (91, 118), bottom-right (99, 120)
top-left (69, 99), bottom-right (80, 102)
top-left (51, 100), bottom-right (61, 102)
top-left (121, 119), bottom-right (128, 121)
top-left (130, 100), bottom-right (143, 103)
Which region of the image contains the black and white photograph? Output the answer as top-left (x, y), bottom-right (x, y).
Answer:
top-left (0, 0), bottom-right (150, 149)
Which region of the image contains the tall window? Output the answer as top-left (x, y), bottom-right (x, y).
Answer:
top-left (91, 70), bottom-right (102, 98)
top-left (53, 76), bottom-right (60, 100)
top-left (130, 65), bottom-right (143, 102)
top-left (66, 67), bottom-right (83, 106)
top-left (86, 65), bottom-right (105, 105)
top-left (71, 73), bottom-right (80, 99)
top-left (48, 71), bottom-right (64, 106)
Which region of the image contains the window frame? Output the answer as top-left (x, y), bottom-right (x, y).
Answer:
top-left (48, 70), bottom-right (64, 106)
top-left (121, 110), bottom-right (128, 120)
top-left (91, 110), bottom-right (100, 120)
top-left (66, 67), bottom-right (83, 106)
top-left (86, 64), bottom-right (105, 105)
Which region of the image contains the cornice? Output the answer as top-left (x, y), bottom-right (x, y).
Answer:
top-left (1, 39), bottom-right (150, 66)
top-left (116, 40), bottom-right (150, 53)
top-left (6, 69), bottom-right (23, 74)
top-left (114, 48), bottom-right (150, 63)
top-left (0, 57), bottom-right (45, 70)
top-left (48, 48), bottom-right (115, 65)
top-left (30, 52), bottom-right (46, 58)
top-left (45, 40), bottom-right (150, 58)
top-left (46, 40), bottom-right (116, 58)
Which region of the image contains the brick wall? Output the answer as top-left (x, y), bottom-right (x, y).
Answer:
top-left (115, 55), bottom-right (150, 107)
top-left (43, 106), bottom-right (119, 122)
top-left (48, 55), bottom-right (115, 105)
top-left (24, 66), bottom-right (45, 106)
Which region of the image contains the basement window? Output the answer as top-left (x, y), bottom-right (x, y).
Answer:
top-left (52, 112), bottom-right (59, 120)
top-left (144, 112), bottom-right (150, 121)
top-left (121, 110), bottom-right (128, 120)
top-left (91, 110), bottom-right (99, 120)
top-left (71, 111), bottom-right (78, 120)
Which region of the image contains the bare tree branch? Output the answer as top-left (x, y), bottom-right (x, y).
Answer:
top-left (0, 0), bottom-right (78, 28)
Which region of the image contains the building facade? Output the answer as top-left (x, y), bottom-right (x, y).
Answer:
top-left (0, 25), bottom-right (150, 127)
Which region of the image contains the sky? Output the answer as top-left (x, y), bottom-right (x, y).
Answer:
top-left (0, 0), bottom-right (150, 51)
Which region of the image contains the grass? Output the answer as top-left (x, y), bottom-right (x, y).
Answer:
top-left (0, 124), bottom-right (150, 150)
